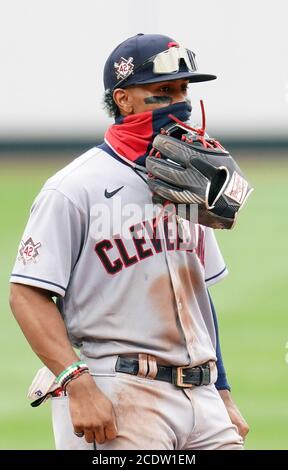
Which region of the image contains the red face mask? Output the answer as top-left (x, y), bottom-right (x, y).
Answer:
top-left (104, 101), bottom-right (192, 166)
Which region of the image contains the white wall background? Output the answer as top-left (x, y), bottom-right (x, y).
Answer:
top-left (0, 0), bottom-right (287, 139)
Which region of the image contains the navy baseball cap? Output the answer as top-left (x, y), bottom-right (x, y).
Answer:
top-left (104, 33), bottom-right (217, 91)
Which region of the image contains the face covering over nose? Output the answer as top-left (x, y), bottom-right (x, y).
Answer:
top-left (104, 101), bottom-right (192, 166)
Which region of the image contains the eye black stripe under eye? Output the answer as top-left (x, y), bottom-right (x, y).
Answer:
top-left (144, 96), bottom-right (172, 104)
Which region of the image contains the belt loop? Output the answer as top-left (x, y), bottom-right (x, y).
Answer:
top-left (147, 355), bottom-right (158, 379)
top-left (137, 354), bottom-right (148, 378)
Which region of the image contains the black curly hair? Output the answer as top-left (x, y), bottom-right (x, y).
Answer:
top-left (103, 89), bottom-right (120, 118)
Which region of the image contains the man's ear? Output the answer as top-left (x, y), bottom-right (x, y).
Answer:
top-left (113, 88), bottom-right (133, 115)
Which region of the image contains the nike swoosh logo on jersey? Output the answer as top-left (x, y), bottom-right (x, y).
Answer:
top-left (104, 186), bottom-right (124, 198)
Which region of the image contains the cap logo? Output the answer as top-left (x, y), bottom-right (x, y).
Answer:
top-left (114, 57), bottom-right (134, 80)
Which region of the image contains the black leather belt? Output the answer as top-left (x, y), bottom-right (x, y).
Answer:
top-left (115, 357), bottom-right (211, 388)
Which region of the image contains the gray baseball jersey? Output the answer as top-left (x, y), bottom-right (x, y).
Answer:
top-left (10, 146), bottom-right (228, 367)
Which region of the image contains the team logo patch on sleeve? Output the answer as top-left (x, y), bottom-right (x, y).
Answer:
top-left (114, 57), bottom-right (134, 80)
top-left (18, 237), bottom-right (42, 265)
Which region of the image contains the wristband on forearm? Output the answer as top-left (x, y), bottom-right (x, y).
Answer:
top-left (56, 361), bottom-right (90, 390)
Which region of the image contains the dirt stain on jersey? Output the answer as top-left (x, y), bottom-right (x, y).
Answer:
top-left (174, 263), bottom-right (204, 344)
top-left (179, 263), bottom-right (202, 295)
top-left (149, 273), bottom-right (182, 345)
top-left (149, 273), bottom-right (175, 315)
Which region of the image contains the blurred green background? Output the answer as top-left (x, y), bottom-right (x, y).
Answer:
top-left (0, 153), bottom-right (287, 449)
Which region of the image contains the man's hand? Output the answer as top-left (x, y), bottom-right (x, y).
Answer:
top-left (218, 389), bottom-right (249, 439)
top-left (66, 373), bottom-right (118, 444)
top-left (10, 284), bottom-right (118, 446)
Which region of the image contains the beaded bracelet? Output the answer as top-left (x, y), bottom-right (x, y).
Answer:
top-left (56, 361), bottom-right (90, 389)
top-left (62, 367), bottom-right (90, 391)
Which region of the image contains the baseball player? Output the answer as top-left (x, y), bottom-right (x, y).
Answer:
top-left (10, 33), bottom-right (249, 450)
